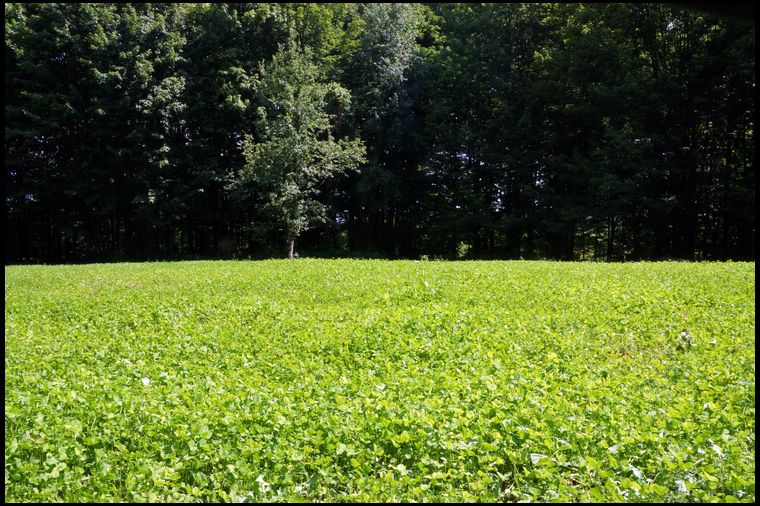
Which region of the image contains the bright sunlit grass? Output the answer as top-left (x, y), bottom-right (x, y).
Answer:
top-left (4, 260), bottom-right (755, 502)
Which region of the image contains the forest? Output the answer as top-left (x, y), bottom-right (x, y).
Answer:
top-left (5, 3), bottom-right (755, 263)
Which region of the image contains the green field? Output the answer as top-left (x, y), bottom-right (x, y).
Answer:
top-left (4, 260), bottom-right (755, 502)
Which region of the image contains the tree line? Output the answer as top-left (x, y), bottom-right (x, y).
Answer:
top-left (5, 3), bottom-right (755, 262)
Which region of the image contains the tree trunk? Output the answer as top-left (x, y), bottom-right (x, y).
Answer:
top-left (607, 216), bottom-right (616, 262)
top-left (505, 225), bottom-right (521, 259)
top-left (288, 238), bottom-right (295, 259)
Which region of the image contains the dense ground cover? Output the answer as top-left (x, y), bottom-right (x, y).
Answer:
top-left (4, 260), bottom-right (755, 502)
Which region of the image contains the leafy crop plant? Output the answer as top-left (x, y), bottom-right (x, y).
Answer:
top-left (5, 260), bottom-right (755, 502)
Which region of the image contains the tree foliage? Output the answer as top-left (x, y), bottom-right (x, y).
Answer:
top-left (238, 44), bottom-right (365, 258)
top-left (4, 3), bottom-right (755, 262)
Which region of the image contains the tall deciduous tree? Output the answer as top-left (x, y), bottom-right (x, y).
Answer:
top-left (238, 44), bottom-right (365, 258)
top-left (4, 3), bottom-right (755, 263)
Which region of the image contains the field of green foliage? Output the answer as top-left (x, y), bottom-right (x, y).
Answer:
top-left (4, 260), bottom-right (755, 502)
